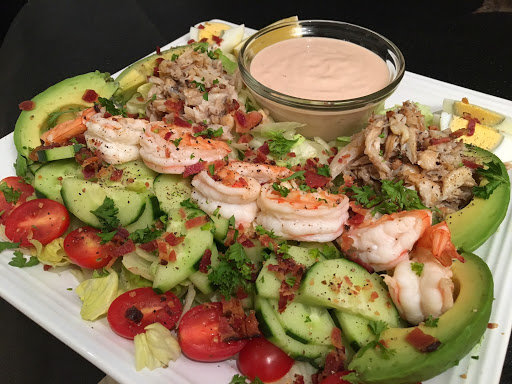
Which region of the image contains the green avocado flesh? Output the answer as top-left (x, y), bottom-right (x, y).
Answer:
top-left (348, 251), bottom-right (493, 384)
top-left (14, 71), bottom-right (118, 158)
top-left (113, 44), bottom-right (196, 104)
top-left (447, 145), bottom-right (510, 252)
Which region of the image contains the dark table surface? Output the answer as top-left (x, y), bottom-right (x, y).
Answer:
top-left (1, 1), bottom-right (511, 383)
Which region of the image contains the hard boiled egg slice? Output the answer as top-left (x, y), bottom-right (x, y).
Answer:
top-left (189, 22), bottom-right (245, 54)
top-left (217, 24), bottom-right (245, 54)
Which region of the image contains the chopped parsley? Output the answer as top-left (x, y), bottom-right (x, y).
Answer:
top-left (304, 315), bottom-right (312, 323)
top-left (208, 164), bottom-right (215, 176)
top-left (97, 230), bottom-right (117, 244)
top-left (358, 320), bottom-right (396, 359)
top-left (9, 250), bottom-right (39, 268)
top-left (0, 182), bottom-right (21, 204)
top-left (180, 198), bottom-right (199, 210)
top-left (90, 197), bottom-right (120, 231)
top-left (229, 374), bottom-right (263, 384)
top-left (128, 225), bottom-right (164, 244)
top-left (191, 79), bottom-right (206, 92)
top-left (208, 242), bottom-right (254, 300)
top-left (272, 183), bottom-right (290, 197)
top-left (424, 315), bottom-right (439, 327)
top-left (281, 170), bottom-right (305, 182)
top-left (245, 97), bottom-right (258, 113)
top-left (317, 165), bottom-right (331, 177)
top-left (14, 153), bottom-right (28, 177)
top-left (194, 127), bottom-right (223, 138)
top-left (97, 97), bottom-right (127, 117)
top-left (171, 137), bottom-right (182, 147)
top-left (0, 241), bottom-right (20, 252)
top-left (264, 131), bottom-right (299, 157)
top-left (411, 262), bottom-right (424, 276)
top-left (255, 225), bottom-right (277, 238)
top-left (473, 159), bottom-right (508, 199)
top-left (193, 42), bottom-right (209, 53)
top-left (171, 53), bottom-right (179, 62)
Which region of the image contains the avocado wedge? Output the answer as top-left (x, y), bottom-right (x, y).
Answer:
top-left (14, 71), bottom-right (118, 159)
top-left (348, 251), bottom-right (493, 384)
top-left (447, 145), bottom-right (510, 252)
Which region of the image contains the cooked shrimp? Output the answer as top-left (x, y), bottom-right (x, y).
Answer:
top-left (412, 221), bottom-right (464, 267)
top-left (41, 107), bottom-right (96, 144)
top-left (256, 183), bottom-right (350, 242)
top-left (139, 122), bottom-right (231, 174)
top-left (191, 162), bottom-right (292, 227)
top-left (383, 258), bottom-right (454, 325)
top-left (84, 114), bottom-right (148, 164)
top-left (338, 210), bottom-right (432, 272)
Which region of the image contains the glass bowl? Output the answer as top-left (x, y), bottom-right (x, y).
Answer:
top-left (238, 20), bottom-right (405, 141)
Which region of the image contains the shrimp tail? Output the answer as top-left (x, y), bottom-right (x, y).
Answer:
top-left (41, 107), bottom-right (96, 144)
top-left (415, 222), bottom-right (464, 266)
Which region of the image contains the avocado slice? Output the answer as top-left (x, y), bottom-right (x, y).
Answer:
top-left (348, 251), bottom-right (493, 384)
top-left (14, 71), bottom-right (118, 159)
top-left (447, 145), bottom-right (510, 252)
top-left (113, 43), bottom-right (198, 104)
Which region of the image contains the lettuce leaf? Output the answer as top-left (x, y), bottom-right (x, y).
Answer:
top-left (134, 323), bottom-right (181, 371)
top-left (29, 237), bottom-right (70, 267)
top-left (75, 271), bottom-right (119, 321)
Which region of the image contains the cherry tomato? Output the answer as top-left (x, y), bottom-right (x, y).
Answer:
top-left (178, 302), bottom-right (247, 362)
top-left (4, 198), bottom-right (69, 246)
top-left (63, 226), bottom-right (113, 269)
top-left (237, 337), bottom-right (293, 382)
top-left (0, 176), bottom-right (35, 223)
top-left (319, 371), bottom-right (354, 384)
top-left (107, 287), bottom-right (182, 339)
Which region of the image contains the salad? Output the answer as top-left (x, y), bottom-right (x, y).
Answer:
top-left (1, 19), bottom-right (511, 384)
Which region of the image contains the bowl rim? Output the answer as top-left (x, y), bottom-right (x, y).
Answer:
top-left (238, 19), bottom-right (406, 111)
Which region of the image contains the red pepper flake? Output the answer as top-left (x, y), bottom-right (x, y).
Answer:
top-left (198, 24), bottom-right (205, 29)
top-left (237, 134), bottom-right (252, 144)
top-left (19, 100), bottom-right (35, 111)
top-left (369, 291), bottom-right (379, 302)
top-left (198, 249), bottom-right (212, 273)
top-left (168, 250), bottom-right (177, 262)
top-left (43, 264), bottom-right (52, 271)
top-left (199, 37), bottom-right (208, 43)
top-left (185, 215), bottom-right (209, 229)
top-left (344, 276), bottom-right (353, 286)
top-left (405, 327), bottom-right (441, 352)
top-left (178, 208), bottom-right (187, 219)
top-left (156, 46), bottom-right (161, 55)
top-left (338, 153), bottom-right (350, 163)
top-left (187, 39), bottom-right (195, 44)
top-left (212, 35), bottom-right (223, 45)
top-left (82, 89), bottom-right (99, 103)
top-left (165, 232), bottom-right (185, 246)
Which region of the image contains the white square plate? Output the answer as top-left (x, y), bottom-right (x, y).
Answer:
top-left (1, 20), bottom-right (511, 384)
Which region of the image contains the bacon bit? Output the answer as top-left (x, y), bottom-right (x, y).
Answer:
top-left (430, 137), bottom-right (451, 145)
top-left (156, 46), bottom-right (161, 55)
top-left (187, 39), bottom-right (195, 44)
top-left (386, 110), bottom-right (395, 118)
top-left (185, 215), bottom-right (209, 229)
top-left (212, 35), bottom-right (223, 45)
top-left (153, 66), bottom-right (160, 77)
top-left (109, 168), bottom-right (123, 181)
top-left (109, 239), bottom-right (136, 258)
top-left (165, 232), bottom-right (185, 246)
top-left (43, 264), bottom-right (52, 271)
top-left (241, 239), bottom-right (255, 248)
top-left (312, 349), bottom-right (347, 384)
top-left (369, 291), bottom-right (379, 302)
top-left (174, 116), bottom-right (192, 128)
top-left (304, 170), bottom-right (330, 189)
top-left (104, 111), bottom-right (112, 118)
top-left (347, 213), bottom-right (365, 226)
top-left (466, 118), bottom-right (476, 136)
top-left (164, 99), bottom-right (185, 116)
top-left (258, 234), bottom-right (279, 250)
top-left (267, 255), bottom-right (306, 312)
top-left (163, 131), bottom-right (173, 141)
top-left (487, 323), bottom-right (499, 329)
top-left (449, 129), bottom-right (466, 139)
top-left (178, 208), bottom-right (187, 219)
top-left (462, 159), bottom-right (483, 169)
top-left (237, 134), bottom-right (252, 144)
top-left (405, 327), bottom-right (441, 352)
top-left (19, 100), bottom-right (35, 111)
top-left (197, 24), bottom-right (205, 29)
top-left (219, 299), bottom-right (262, 342)
top-left (338, 153), bottom-right (351, 164)
top-left (139, 240), bottom-right (158, 252)
top-left (199, 249), bottom-right (212, 273)
top-left (462, 97), bottom-right (469, 104)
top-left (293, 375), bottom-right (305, 384)
top-left (226, 99), bottom-right (240, 113)
top-left (183, 162), bottom-right (205, 178)
top-left (82, 89), bottom-right (99, 103)
top-left (331, 327), bottom-right (343, 349)
top-left (234, 110), bottom-right (263, 133)
top-left (168, 250), bottom-right (177, 262)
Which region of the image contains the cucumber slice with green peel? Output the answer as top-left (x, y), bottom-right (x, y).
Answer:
top-left (125, 195), bottom-right (161, 233)
top-left (102, 160), bottom-right (158, 192)
top-left (34, 159), bottom-right (81, 203)
top-left (268, 299), bottom-right (336, 346)
top-left (28, 162), bottom-right (43, 175)
top-left (210, 215), bottom-right (229, 243)
top-left (152, 208), bottom-right (214, 292)
top-left (299, 259), bottom-right (401, 327)
top-left (153, 174), bottom-right (192, 214)
top-left (61, 178), bottom-right (146, 228)
top-left (331, 310), bottom-right (375, 352)
top-left (255, 296), bottom-right (332, 366)
top-left (188, 246), bottom-right (220, 295)
top-left (37, 144), bottom-right (81, 162)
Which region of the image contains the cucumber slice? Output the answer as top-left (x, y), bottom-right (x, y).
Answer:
top-left (103, 160), bottom-right (158, 192)
top-left (125, 195), bottom-right (161, 233)
top-left (37, 144), bottom-right (81, 162)
top-left (152, 208), bottom-right (214, 292)
top-left (299, 259), bottom-right (401, 327)
top-left (268, 299), bottom-right (336, 346)
top-left (34, 159), bottom-right (81, 203)
top-left (61, 178), bottom-right (146, 228)
top-left (154, 174), bottom-right (192, 214)
top-left (28, 162), bottom-right (42, 175)
top-left (255, 296), bottom-right (332, 366)
top-left (188, 246), bottom-right (220, 295)
top-left (211, 215), bottom-right (229, 243)
top-left (331, 310), bottom-right (375, 352)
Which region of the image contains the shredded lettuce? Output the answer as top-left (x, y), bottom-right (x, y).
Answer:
top-left (125, 83), bottom-right (154, 116)
top-left (119, 265), bottom-right (152, 293)
top-left (134, 323), bottom-right (181, 371)
top-left (29, 237), bottom-right (70, 267)
top-left (75, 271), bottom-right (119, 321)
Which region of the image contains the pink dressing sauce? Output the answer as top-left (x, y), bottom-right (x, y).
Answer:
top-left (250, 37), bottom-right (390, 101)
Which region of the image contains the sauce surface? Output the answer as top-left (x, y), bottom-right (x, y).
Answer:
top-left (250, 37), bottom-right (390, 101)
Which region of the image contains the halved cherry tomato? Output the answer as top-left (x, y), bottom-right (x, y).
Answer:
top-left (178, 302), bottom-right (247, 362)
top-left (4, 198), bottom-right (69, 246)
top-left (63, 226), bottom-right (113, 269)
top-left (319, 371), bottom-right (354, 384)
top-left (107, 287), bottom-right (182, 339)
top-left (237, 337), bottom-right (293, 382)
top-left (0, 176), bottom-right (35, 223)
